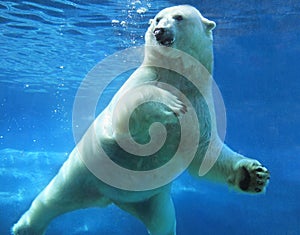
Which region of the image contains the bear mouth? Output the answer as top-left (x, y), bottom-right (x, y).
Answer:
top-left (153, 28), bottom-right (175, 47)
top-left (159, 38), bottom-right (175, 47)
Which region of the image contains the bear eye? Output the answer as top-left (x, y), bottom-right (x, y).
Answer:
top-left (156, 17), bottom-right (162, 23)
top-left (173, 15), bottom-right (183, 21)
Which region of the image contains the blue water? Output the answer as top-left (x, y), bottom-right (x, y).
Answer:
top-left (1, 0), bottom-right (300, 234)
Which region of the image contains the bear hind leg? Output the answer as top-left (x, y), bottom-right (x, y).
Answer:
top-left (115, 190), bottom-right (176, 235)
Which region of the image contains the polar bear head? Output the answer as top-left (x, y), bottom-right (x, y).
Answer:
top-left (144, 5), bottom-right (216, 71)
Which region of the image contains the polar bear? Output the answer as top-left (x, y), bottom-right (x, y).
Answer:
top-left (13, 5), bottom-right (270, 235)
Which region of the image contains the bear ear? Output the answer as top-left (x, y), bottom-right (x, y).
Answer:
top-left (203, 18), bottom-right (216, 31)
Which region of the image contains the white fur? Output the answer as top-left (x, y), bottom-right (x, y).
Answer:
top-left (12, 5), bottom-right (269, 235)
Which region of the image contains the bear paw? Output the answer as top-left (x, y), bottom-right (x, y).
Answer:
top-left (168, 97), bottom-right (187, 116)
top-left (234, 159), bottom-right (270, 193)
top-left (159, 90), bottom-right (187, 116)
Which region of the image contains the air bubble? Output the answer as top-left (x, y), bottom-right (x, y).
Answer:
top-left (137, 7), bottom-right (147, 14)
top-left (111, 19), bottom-right (119, 24)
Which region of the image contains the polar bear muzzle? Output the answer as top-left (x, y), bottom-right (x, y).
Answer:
top-left (153, 27), bottom-right (175, 46)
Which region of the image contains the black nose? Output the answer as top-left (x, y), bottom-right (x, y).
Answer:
top-left (153, 28), bottom-right (165, 41)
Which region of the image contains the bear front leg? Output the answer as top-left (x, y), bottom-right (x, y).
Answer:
top-left (115, 189), bottom-right (176, 235)
top-left (196, 144), bottom-right (270, 194)
top-left (113, 84), bottom-right (187, 136)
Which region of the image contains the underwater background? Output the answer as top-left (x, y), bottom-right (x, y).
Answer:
top-left (0, 0), bottom-right (299, 234)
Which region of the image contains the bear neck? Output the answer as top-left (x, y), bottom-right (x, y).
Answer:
top-left (143, 45), bottom-right (214, 75)
top-left (193, 44), bottom-right (214, 75)
top-left (201, 53), bottom-right (213, 75)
